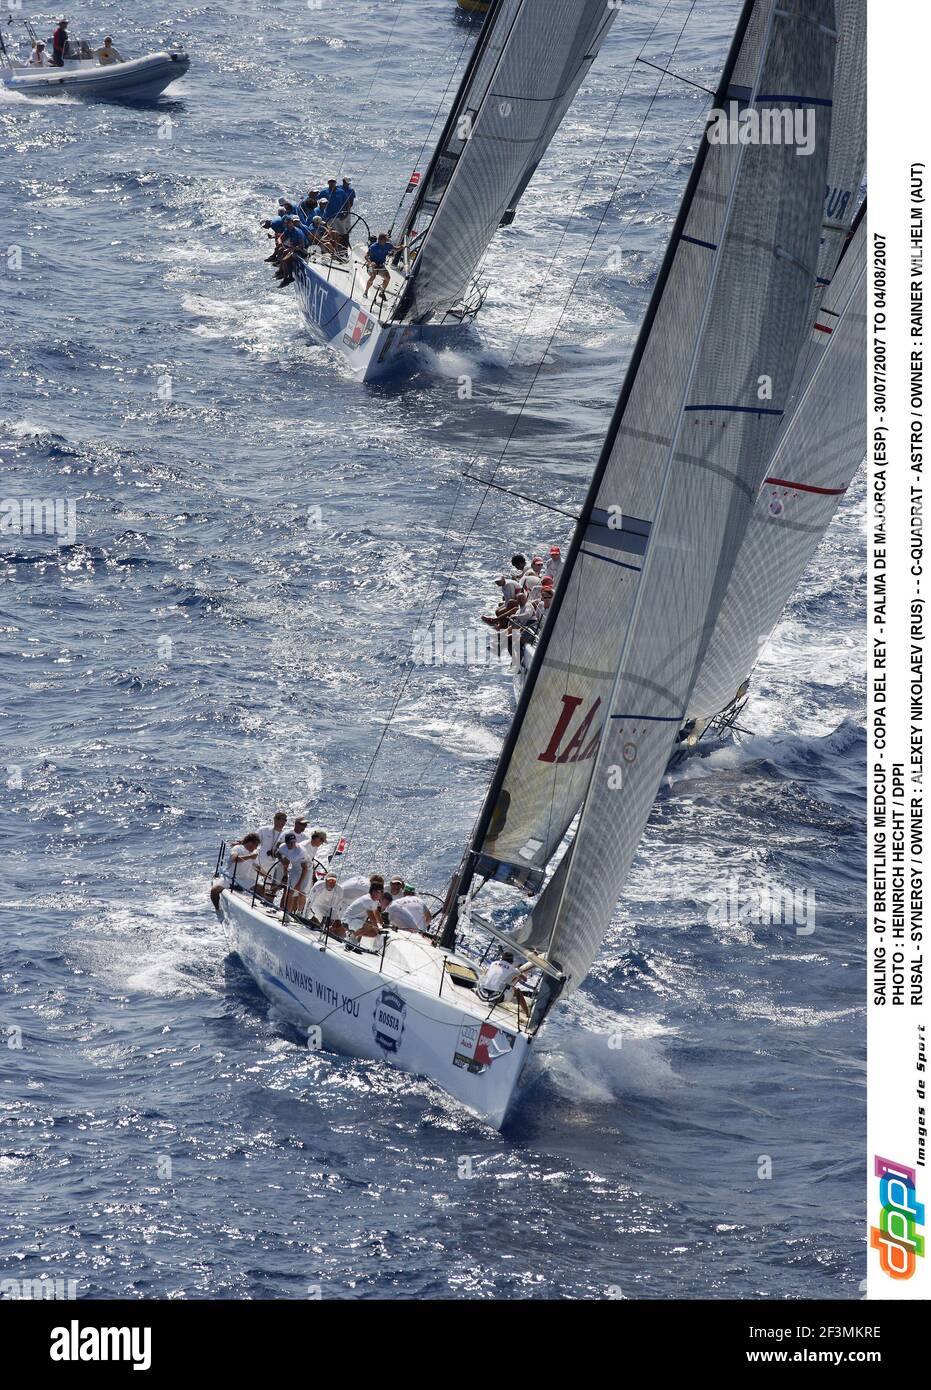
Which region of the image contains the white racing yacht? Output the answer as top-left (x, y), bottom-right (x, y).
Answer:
top-left (292, 0), bottom-right (622, 380)
top-left (0, 19), bottom-right (189, 100)
top-left (214, 0), bottom-right (865, 1127)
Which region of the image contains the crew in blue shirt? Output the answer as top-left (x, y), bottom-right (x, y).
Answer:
top-left (364, 233), bottom-right (398, 298)
top-left (273, 218), bottom-right (309, 288)
top-left (281, 218), bottom-right (308, 250)
top-left (320, 179), bottom-right (347, 222)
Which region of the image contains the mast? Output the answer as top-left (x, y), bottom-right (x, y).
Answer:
top-left (441, 0), bottom-right (760, 949)
top-left (400, 0), bottom-right (510, 235)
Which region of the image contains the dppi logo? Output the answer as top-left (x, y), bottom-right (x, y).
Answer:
top-left (870, 1155), bottom-right (925, 1279)
top-left (372, 988), bottom-right (406, 1055)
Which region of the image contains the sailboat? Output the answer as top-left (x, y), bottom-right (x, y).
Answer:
top-left (214, 0), bottom-right (850, 1127)
top-left (292, 0), bottom-right (621, 380)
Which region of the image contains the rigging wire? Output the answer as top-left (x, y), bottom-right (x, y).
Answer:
top-left (357, 28), bottom-right (473, 190)
top-left (337, 0), bottom-right (408, 175)
top-left (387, 30), bottom-right (475, 238)
top-left (339, 0), bottom-right (707, 862)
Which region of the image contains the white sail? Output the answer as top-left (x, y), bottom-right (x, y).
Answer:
top-left (684, 0), bottom-right (865, 721)
top-left (446, 0), bottom-right (837, 990)
top-left (396, 0), bottom-right (619, 324)
top-left (685, 210), bottom-right (866, 721)
top-left (813, 0), bottom-right (865, 291)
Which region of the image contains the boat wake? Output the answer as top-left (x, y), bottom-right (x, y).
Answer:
top-left (668, 714), bottom-right (865, 787)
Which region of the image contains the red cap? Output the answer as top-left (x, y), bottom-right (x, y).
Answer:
top-left (532, 555), bottom-right (544, 564)
top-left (549, 545), bottom-right (561, 556)
top-left (541, 576), bottom-right (555, 589)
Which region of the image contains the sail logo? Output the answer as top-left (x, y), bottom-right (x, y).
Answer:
top-left (871, 1156), bottom-right (925, 1280)
top-left (705, 101), bottom-right (818, 157)
top-left (538, 695), bottom-right (603, 765)
top-left (824, 184), bottom-right (852, 223)
top-left (372, 988), bottom-right (406, 1055)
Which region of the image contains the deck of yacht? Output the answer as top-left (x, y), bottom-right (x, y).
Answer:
top-left (303, 241), bottom-right (408, 325)
top-left (227, 885), bottom-right (529, 1031)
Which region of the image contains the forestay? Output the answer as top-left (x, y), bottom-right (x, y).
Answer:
top-left (396, 0), bottom-right (619, 324)
top-left (686, 209), bottom-right (866, 720)
top-left (452, 0), bottom-right (836, 990)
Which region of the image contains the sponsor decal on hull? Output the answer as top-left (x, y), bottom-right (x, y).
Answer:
top-left (372, 987), bottom-right (407, 1054)
top-left (343, 306), bottom-right (376, 351)
top-left (453, 1021), bottom-right (515, 1074)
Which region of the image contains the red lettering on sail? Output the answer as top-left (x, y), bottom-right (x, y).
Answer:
top-left (538, 695), bottom-right (603, 765)
top-left (538, 695), bottom-right (583, 763)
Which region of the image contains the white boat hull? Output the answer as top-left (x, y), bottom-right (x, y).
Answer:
top-left (2, 51), bottom-right (190, 100)
top-left (218, 887), bottom-right (532, 1128)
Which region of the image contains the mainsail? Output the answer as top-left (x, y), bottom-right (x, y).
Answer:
top-left (686, 206), bottom-right (866, 721)
top-left (395, 0), bottom-right (619, 324)
top-left (444, 0), bottom-right (837, 991)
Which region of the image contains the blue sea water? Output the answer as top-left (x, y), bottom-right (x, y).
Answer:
top-left (0, 0), bottom-right (865, 1299)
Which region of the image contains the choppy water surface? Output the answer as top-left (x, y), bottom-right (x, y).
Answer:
top-left (0, 0), bottom-right (864, 1298)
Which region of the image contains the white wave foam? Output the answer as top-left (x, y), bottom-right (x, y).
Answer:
top-left (533, 993), bottom-right (680, 1105)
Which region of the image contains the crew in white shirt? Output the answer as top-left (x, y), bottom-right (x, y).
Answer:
top-left (275, 833), bottom-right (310, 913)
top-left (211, 833), bottom-right (261, 910)
top-left (545, 545), bottom-right (563, 583)
top-left (523, 556), bottom-right (546, 593)
top-left (386, 877), bottom-right (433, 934)
top-left (291, 815), bottom-right (311, 846)
top-left (258, 812), bottom-right (288, 866)
top-left (343, 887), bottom-right (386, 944)
top-left (29, 41), bottom-right (48, 64)
top-left (336, 873), bottom-right (383, 912)
top-left (479, 951), bottom-right (532, 1022)
top-left (307, 872), bottom-right (341, 926)
top-left (304, 828), bottom-right (330, 878)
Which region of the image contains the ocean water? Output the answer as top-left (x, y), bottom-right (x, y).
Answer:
top-left (0, 0), bottom-right (865, 1299)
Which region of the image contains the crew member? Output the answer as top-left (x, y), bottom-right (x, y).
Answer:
top-left (52, 17), bottom-right (69, 66)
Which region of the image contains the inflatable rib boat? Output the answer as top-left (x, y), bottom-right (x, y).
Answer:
top-left (2, 50), bottom-right (189, 101)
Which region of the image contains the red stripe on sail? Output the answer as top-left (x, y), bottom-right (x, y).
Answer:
top-left (764, 477), bottom-right (848, 495)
